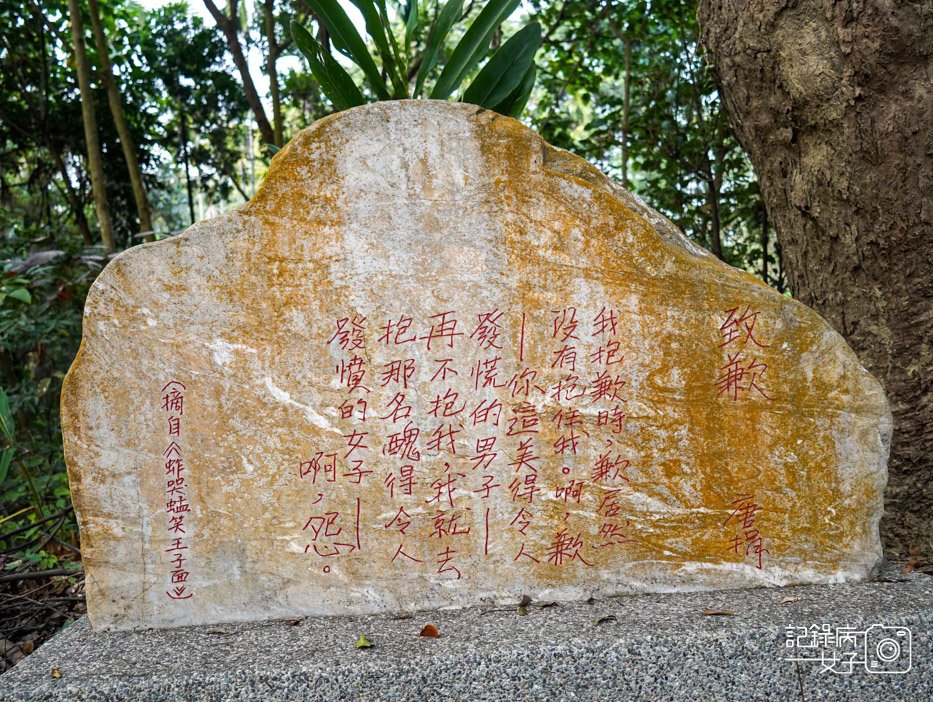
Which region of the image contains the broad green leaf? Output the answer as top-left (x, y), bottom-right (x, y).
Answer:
top-left (292, 22), bottom-right (366, 111)
top-left (349, 0), bottom-right (406, 95)
top-left (6, 288), bottom-right (31, 304)
top-left (355, 633), bottom-right (374, 648)
top-left (0, 448), bottom-right (12, 488)
top-left (404, 0), bottom-right (419, 48)
top-left (374, 0), bottom-right (406, 84)
top-left (489, 62), bottom-right (536, 118)
top-left (430, 0), bottom-right (520, 100)
top-left (292, 22), bottom-right (344, 107)
top-left (462, 22), bottom-right (540, 108)
top-left (317, 47), bottom-right (368, 109)
top-left (414, 0), bottom-right (462, 98)
top-left (308, 0), bottom-right (390, 99)
top-left (266, 143), bottom-right (281, 155)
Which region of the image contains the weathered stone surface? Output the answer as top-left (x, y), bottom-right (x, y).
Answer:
top-left (62, 100), bottom-right (891, 631)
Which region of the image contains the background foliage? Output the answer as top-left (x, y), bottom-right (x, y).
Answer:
top-left (0, 0), bottom-right (784, 650)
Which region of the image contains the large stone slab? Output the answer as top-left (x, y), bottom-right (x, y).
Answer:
top-left (2, 568), bottom-right (930, 700)
top-left (62, 100), bottom-right (891, 630)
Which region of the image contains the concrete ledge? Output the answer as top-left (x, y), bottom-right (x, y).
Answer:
top-left (1, 567), bottom-right (930, 701)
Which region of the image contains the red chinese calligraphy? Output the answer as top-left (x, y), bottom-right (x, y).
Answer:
top-left (724, 493), bottom-right (769, 569)
top-left (422, 311), bottom-right (463, 350)
top-left (160, 380), bottom-right (192, 600)
top-left (470, 310), bottom-right (505, 350)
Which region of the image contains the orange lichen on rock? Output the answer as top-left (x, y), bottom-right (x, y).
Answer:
top-left (61, 101), bottom-right (891, 630)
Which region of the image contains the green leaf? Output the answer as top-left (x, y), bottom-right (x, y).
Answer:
top-left (292, 22), bottom-right (366, 111)
top-left (462, 22), bottom-right (540, 108)
top-left (6, 288), bottom-right (31, 304)
top-left (36, 377), bottom-right (51, 397)
top-left (430, 0), bottom-right (520, 100)
top-left (355, 633), bottom-right (374, 648)
top-left (404, 0), bottom-right (419, 48)
top-left (0, 386), bottom-right (13, 442)
top-left (374, 0), bottom-right (407, 87)
top-left (414, 0), bottom-right (462, 98)
top-left (266, 143), bottom-right (281, 155)
top-left (238, 0), bottom-right (249, 33)
top-left (0, 448), bottom-right (13, 487)
top-left (349, 0), bottom-right (406, 95)
top-left (317, 50), bottom-right (368, 110)
top-left (307, 0), bottom-right (390, 99)
top-left (488, 62), bottom-right (536, 118)
top-left (292, 22), bottom-right (344, 107)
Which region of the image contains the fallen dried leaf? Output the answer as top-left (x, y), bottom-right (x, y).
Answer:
top-left (419, 624), bottom-right (439, 637)
top-left (780, 596), bottom-right (801, 604)
top-left (595, 615), bottom-right (617, 625)
top-left (703, 609), bottom-right (735, 616)
top-left (355, 634), bottom-right (373, 649)
top-left (51, 668), bottom-right (61, 679)
top-left (20, 641), bottom-right (34, 654)
top-left (517, 606), bottom-right (529, 616)
top-left (518, 594), bottom-right (532, 607)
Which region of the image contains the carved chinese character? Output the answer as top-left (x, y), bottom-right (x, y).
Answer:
top-left (422, 311), bottom-right (463, 350)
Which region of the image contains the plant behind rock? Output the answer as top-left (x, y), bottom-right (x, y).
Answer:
top-left (292, 0), bottom-right (540, 117)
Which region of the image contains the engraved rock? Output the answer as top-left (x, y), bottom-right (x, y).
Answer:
top-left (62, 101), bottom-right (891, 630)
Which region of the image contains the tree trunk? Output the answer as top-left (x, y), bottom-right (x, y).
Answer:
top-left (704, 175), bottom-right (724, 260)
top-left (202, 0), bottom-right (276, 147)
top-left (87, 0), bottom-right (153, 241)
top-left (51, 148), bottom-right (93, 246)
top-left (179, 110), bottom-right (195, 225)
top-left (620, 36), bottom-right (631, 188)
top-left (773, 236), bottom-right (787, 295)
top-left (263, 0), bottom-right (283, 147)
top-left (698, 0), bottom-right (933, 557)
top-left (702, 150), bottom-right (724, 260)
top-left (67, 0), bottom-right (116, 252)
top-left (760, 202), bottom-right (769, 284)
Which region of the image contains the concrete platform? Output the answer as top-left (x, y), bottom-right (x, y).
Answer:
top-left (1, 566), bottom-right (930, 701)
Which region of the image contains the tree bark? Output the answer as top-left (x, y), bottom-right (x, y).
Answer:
top-left (67, 0), bottom-right (116, 252)
top-left (698, 0), bottom-right (933, 556)
top-left (86, 0), bottom-right (153, 240)
top-left (704, 169), bottom-right (724, 260)
top-left (51, 148), bottom-right (93, 246)
top-left (263, 0), bottom-right (283, 147)
top-left (760, 202), bottom-right (769, 284)
top-left (203, 0), bottom-right (276, 147)
top-left (179, 110), bottom-right (195, 225)
top-left (621, 36), bottom-right (631, 188)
